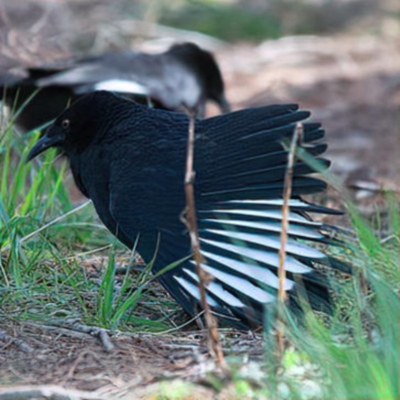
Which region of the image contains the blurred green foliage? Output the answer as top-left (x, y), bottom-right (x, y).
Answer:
top-left (159, 1), bottom-right (282, 42)
top-left (157, 0), bottom-right (381, 42)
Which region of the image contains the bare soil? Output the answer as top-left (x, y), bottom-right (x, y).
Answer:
top-left (1, 321), bottom-right (262, 399)
top-left (223, 34), bottom-right (400, 189)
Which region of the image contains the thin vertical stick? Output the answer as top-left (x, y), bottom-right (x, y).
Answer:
top-left (183, 110), bottom-right (227, 370)
top-left (277, 122), bottom-right (304, 354)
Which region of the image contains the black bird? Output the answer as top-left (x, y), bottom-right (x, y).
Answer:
top-left (0, 43), bottom-right (229, 133)
top-left (28, 91), bottom-right (344, 328)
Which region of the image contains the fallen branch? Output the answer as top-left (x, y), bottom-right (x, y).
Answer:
top-left (25, 320), bottom-right (114, 352)
top-left (0, 329), bottom-right (34, 353)
top-left (59, 321), bottom-right (114, 352)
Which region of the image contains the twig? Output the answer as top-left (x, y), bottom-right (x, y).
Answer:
top-left (277, 122), bottom-right (304, 355)
top-left (96, 329), bottom-right (114, 352)
top-left (182, 110), bottom-right (228, 371)
top-left (0, 385), bottom-right (103, 400)
top-left (25, 322), bottom-right (93, 340)
top-left (0, 329), bottom-right (34, 353)
top-left (25, 320), bottom-right (114, 352)
top-left (61, 322), bottom-right (115, 352)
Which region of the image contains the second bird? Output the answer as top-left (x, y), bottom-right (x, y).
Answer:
top-left (0, 42), bottom-right (230, 132)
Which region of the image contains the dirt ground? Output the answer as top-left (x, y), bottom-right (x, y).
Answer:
top-left (0, 321), bottom-right (263, 399)
top-left (221, 34), bottom-right (400, 187)
top-left (1, 31), bottom-right (400, 399)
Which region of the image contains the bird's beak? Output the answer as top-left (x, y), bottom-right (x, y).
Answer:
top-left (27, 129), bottom-right (64, 162)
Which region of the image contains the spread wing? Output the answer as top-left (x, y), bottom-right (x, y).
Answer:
top-left (106, 105), bottom-right (344, 327)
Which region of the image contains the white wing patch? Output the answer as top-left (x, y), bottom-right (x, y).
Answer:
top-left (94, 79), bottom-right (149, 95)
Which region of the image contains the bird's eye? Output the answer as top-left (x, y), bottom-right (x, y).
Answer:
top-left (61, 119), bottom-right (70, 129)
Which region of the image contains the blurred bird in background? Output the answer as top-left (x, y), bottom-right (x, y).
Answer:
top-left (0, 42), bottom-right (230, 133)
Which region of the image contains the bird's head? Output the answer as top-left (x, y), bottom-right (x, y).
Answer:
top-left (27, 91), bottom-right (124, 161)
top-left (169, 43), bottom-right (231, 114)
